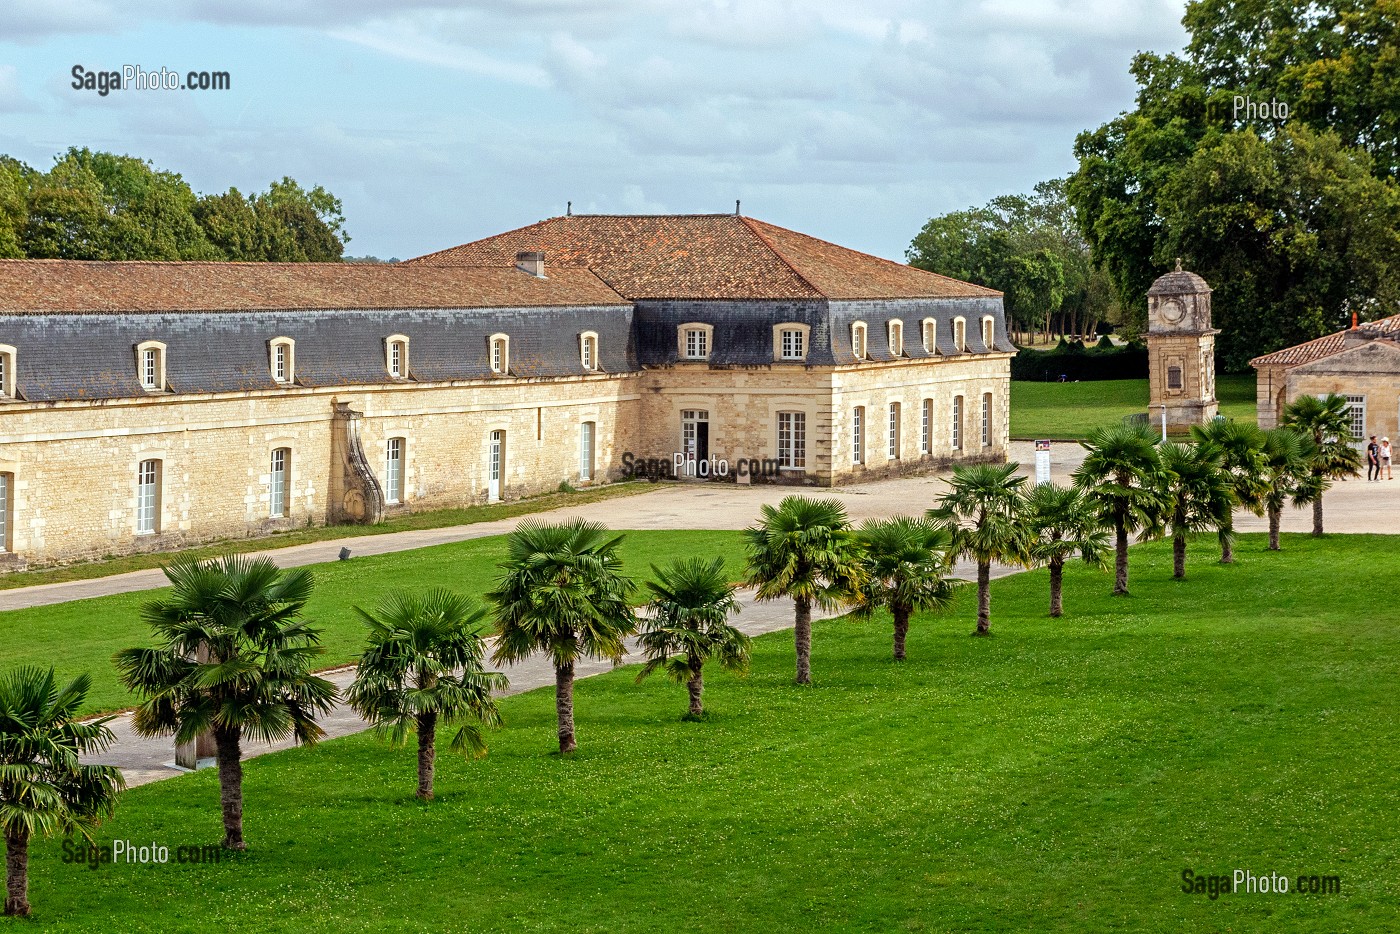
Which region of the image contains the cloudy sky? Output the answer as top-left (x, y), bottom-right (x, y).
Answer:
top-left (0, 0), bottom-right (1188, 261)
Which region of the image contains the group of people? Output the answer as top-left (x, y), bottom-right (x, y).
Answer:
top-left (1367, 435), bottom-right (1393, 481)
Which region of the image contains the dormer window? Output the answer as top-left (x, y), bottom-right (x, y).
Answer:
top-left (953, 318), bottom-right (967, 352)
top-left (270, 337), bottom-right (295, 384)
top-left (386, 335), bottom-right (409, 379)
top-left (851, 322), bottom-right (868, 360)
top-left (0, 345), bottom-right (15, 398)
top-left (580, 332), bottom-right (599, 371)
top-left (982, 316), bottom-right (995, 350)
top-left (680, 323), bottom-right (713, 360)
top-left (888, 320), bottom-right (903, 357)
top-left (922, 318), bottom-right (936, 354)
top-left (489, 334), bottom-right (510, 375)
top-left (773, 323), bottom-right (810, 362)
top-left (136, 340), bottom-right (167, 391)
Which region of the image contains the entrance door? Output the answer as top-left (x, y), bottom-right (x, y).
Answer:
top-left (488, 430), bottom-right (504, 502)
top-left (680, 410), bottom-right (709, 477)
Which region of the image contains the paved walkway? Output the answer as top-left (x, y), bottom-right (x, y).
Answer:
top-left (25, 438), bottom-right (1393, 786)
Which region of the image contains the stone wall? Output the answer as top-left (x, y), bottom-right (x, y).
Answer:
top-left (0, 374), bottom-right (639, 566)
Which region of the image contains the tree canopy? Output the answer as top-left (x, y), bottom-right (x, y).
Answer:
top-left (0, 148), bottom-right (349, 262)
top-left (1067, 0), bottom-right (1400, 370)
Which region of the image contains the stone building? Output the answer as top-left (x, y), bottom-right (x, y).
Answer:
top-left (0, 213), bottom-right (1014, 567)
top-left (1145, 263), bottom-right (1219, 431)
top-left (1250, 313), bottom-right (1400, 441)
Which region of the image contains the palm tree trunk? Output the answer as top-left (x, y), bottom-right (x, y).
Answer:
top-left (1268, 506), bottom-right (1281, 551)
top-left (1113, 520), bottom-right (1129, 595)
top-left (555, 662), bottom-right (577, 754)
top-left (1312, 496), bottom-right (1324, 536)
top-left (892, 604), bottom-right (910, 660)
top-left (416, 711), bottom-right (437, 801)
top-left (794, 595), bottom-right (813, 684)
top-left (3, 825), bottom-right (29, 917)
top-left (1219, 528), bottom-right (1233, 564)
top-left (1173, 532), bottom-right (1186, 579)
top-left (1049, 558), bottom-right (1064, 617)
top-left (686, 656), bottom-right (704, 717)
top-left (975, 560), bottom-right (991, 635)
top-left (213, 724), bottom-right (245, 851)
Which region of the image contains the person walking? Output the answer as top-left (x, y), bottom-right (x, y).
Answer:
top-left (1383, 437), bottom-right (1393, 480)
top-left (1366, 435), bottom-right (1382, 481)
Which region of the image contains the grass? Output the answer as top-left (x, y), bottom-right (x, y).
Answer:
top-left (0, 529), bottom-right (746, 716)
top-left (8, 533), bottom-right (1398, 932)
top-left (0, 481), bottom-right (657, 592)
top-left (1011, 374), bottom-right (1257, 440)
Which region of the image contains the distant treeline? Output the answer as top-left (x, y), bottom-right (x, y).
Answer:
top-left (1011, 336), bottom-right (1148, 382)
top-left (0, 148), bottom-right (348, 262)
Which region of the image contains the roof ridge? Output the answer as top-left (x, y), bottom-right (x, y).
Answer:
top-left (1250, 313), bottom-right (1400, 366)
top-left (743, 217), bottom-right (1003, 297)
top-left (736, 215), bottom-right (824, 298)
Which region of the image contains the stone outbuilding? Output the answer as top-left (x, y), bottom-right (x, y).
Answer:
top-left (1251, 314), bottom-right (1400, 442)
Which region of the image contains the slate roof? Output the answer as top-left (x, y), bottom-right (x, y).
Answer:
top-left (406, 214), bottom-right (1000, 302)
top-left (0, 260), bottom-right (628, 313)
top-left (1250, 314), bottom-right (1400, 368)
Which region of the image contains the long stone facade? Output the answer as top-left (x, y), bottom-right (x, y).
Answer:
top-left (0, 213), bottom-right (1015, 568)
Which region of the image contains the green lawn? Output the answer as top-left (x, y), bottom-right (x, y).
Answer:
top-left (0, 529), bottom-right (746, 716)
top-left (0, 481), bottom-right (656, 592)
top-left (1011, 374), bottom-right (1257, 440)
top-left (9, 534), bottom-right (1398, 932)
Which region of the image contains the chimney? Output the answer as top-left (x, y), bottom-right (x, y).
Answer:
top-left (1352, 311), bottom-right (1359, 329)
top-left (515, 251), bottom-right (546, 279)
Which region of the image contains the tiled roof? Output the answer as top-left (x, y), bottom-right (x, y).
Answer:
top-left (0, 260), bottom-right (628, 313)
top-left (1250, 314), bottom-right (1400, 367)
top-left (405, 214), bottom-right (1000, 301)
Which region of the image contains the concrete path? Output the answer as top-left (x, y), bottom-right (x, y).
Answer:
top-left (86, 586), bottom-right (1027, 788)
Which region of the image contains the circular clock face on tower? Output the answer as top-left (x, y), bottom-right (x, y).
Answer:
top-left (1160, 299), bottom-right (1185, 325)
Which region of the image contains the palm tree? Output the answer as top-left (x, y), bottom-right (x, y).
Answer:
top-left (1191, 419), bottom-right (1267, 563)
top-left (1258, 428), bottom-right (1314, 551)
top-left (1021, 483), bottom-right (1108, 617)
top-left (114, 555), bottom-right (338, 851)
top-left (1071, 423), bottom-right (1165, 596)
top-left (347, 589), bottom-right (508, 801)
top-left (488, 519), bottom-right (636, 754)
top-left (852, 516), bottom-right (962, 659)
top-left (1158, 441), bottom-right (1234, 579)
top-left (928, 463), bottom-right (1029, 635)
top-left (635, 557), bottom-right (749, 718)
top-left (744, 496), bottom-right (865, 684)
top-left (1281, 393), bottom-right (1363, 535)
top-left (1, 668), bottom-right (124, 917)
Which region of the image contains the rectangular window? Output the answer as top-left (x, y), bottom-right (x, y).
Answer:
top-left (1344, 395), bottom-right (1367, 441)
top-left (852, 326), bottom-right (866, 359)
top-left (0, 354), bottom-right (7, 397)
top-left (686, 329), bottom-right (708, 359)
top-left (137, 459), bottom-right (160, 534)
top-left (1167, 365), bottom-right (1183, 390)
top-left (888, 402), bottom-right (900, 459)
top-left (270, 448), bottom-right (289, 518)
top-left (142, 349), bottom-right (159, 389)
top-left (955, 320), bottom-right (966, 352)
top-left (0, 472), bottom-right (10, 552)
top-left (921, 399), bottom-right (932, 454)
top-left (582, 336), bottom-right (596, 370)
top-left (274, 344), bottom-right (288, 382)
top-left (852, 407), bottom-right (864, 464)
top-left (981, 393), bottom-right (993, 446)
top-left (390, 342), bottom-right (403, 378)
top-left (781, 329), bottom-right (805, 360)
top-left (923, 321), bottom-right (935, 354)
top-left (952, 396), bottom-right (963, 451)
top-left (580, 422), bottom-right (595, 482)
top-left (386, 438), bottom-right (404, 504)
top-left (889, 322), bottom-right (903, 357)
top-left (983, 318), bottom-right (994, 349)
top-left (777, 412), bottom-right (806, 469)
top-left (491, 340), bottom-right (506, 373)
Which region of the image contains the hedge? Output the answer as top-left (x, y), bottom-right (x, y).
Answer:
top-left (1010, 340), bottom-right (1149, 381)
